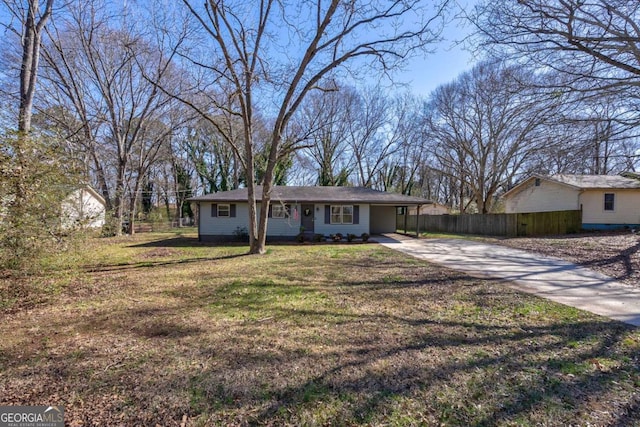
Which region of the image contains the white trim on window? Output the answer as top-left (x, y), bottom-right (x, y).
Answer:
top-left (330, 206), bottom-right (341, 224)
top-left (272, 204), bottom-right (287, 219)
top-left (330, 205), bottom-right (353, 224)
top-left (342, 205), bottom-right (353, 224)
top-left (218, 204), bottom-right (230, 217)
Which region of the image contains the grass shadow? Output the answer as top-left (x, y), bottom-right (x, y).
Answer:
top-left (578, 238), bottom-right (640, 281)
top-left (129, 235), bottom-right (234, 248)
top-left (85, 252), bottom-right (248, 273)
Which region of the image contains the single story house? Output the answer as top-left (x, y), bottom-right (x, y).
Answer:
top-left (61, 185), bottom-right (107, 229)
top-left (503, 174), bottom-right (640, 230)
top-left (188, 186), bottom-right (433, 241)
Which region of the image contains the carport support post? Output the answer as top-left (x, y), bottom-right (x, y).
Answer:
top-left (402, 206), bottom-right (407, 234)
top-left (415, 204), bottom-right (421, 237)
top-left (197, 202), bottom-right (202, 242)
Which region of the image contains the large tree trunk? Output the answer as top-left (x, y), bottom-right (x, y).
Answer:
top-left (17, 0), bottom-right (54, 131)
top-left (244, 127), bottom-right (261, 253)
top-left (18, 24), bottom-right (35, 133)
top-left (255, 180), bottom-right (271, 254)
top-left (246, 180), bottom-right (260, 253)
top-left (128, 191), bottom-right (137, 236)
top-left (112, 164), bottom-right (126, 236)
top-left (91, 148), bottom-right (112, 210)
top-left (13, 0), bottom-right (54, 226)
top-left (254, 130), bottom-right (285, 254)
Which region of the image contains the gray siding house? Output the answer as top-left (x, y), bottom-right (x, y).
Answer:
top-left (189, 186), bottom-right (432, 241)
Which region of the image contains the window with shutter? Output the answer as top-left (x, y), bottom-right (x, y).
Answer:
top-left (272, 204), bottom-right (288, 218)
top-left (218, 204), bottom-right (230, 217)
top-left (329, 205), bottom-right (354, 224)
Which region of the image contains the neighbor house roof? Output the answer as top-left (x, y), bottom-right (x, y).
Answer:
top-left (188, 186), bottom-right (432, 205)
top-left (63, 184), bottom-right (106, 206)
top-left (549, 174), bottom-right (640, 189)
top-left (78, 185), bottom-right (107, 205)
top-left (504, 173), bottom-right (640, 198)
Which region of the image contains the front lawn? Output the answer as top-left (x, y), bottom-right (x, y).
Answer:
top-left (1, 232), bottom-right (638, 425)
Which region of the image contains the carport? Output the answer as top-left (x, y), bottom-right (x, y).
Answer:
top-left (371, 203), bottom-right (427, 235)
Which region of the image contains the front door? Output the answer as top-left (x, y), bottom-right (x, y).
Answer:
top-left (300, 204), bottom-right (314, 233)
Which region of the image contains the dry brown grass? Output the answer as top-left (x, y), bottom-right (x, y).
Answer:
top-left (1, 231), bottom-right (639, 426)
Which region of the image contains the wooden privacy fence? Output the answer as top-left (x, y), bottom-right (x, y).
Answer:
top-left (397, 210), bottom-right (582, 237)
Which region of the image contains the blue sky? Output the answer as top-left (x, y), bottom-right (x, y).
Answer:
top-left (0, 0), bottom-right (478, 104)
top-left (393, 0), bottom-right (479, 97)
top-left (397, 33), bottom-right (476, 97)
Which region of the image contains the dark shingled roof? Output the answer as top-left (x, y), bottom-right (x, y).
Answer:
top-left (188, 186), bottom-right (432, 205)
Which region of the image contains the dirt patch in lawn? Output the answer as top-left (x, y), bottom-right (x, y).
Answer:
top-left (491, 231), bottom-right (640, 288)
top-left (1, 234), bottom-right (639, 426)
top-left (138, 247), bottom-right (179, 259)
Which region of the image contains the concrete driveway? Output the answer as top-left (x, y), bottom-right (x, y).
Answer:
top-left (377, 234), bottom-right (640, 327)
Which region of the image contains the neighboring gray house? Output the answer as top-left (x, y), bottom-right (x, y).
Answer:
top-left (503, 174), bottom-right (640, 230)
top-left (189, 186), bottom-right (433, 241)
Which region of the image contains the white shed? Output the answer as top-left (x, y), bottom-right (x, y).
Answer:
top-left (61, 185), bottom-right (107, 229)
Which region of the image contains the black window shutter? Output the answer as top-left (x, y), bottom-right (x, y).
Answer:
top-left (268, 204), bottom-right (272, 218)
top-left (230, 204), bottom-right (236, 217)
top-left (353, 205), bottom-right (359, 224)
top-left (211, 204), bottom-right (217, 217)
top-left (325, 205), bottom-right (330, 224)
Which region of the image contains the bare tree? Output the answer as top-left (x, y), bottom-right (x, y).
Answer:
top-left (377, 93), bottom-right (426, 195)
top-left (1, 0), bottom-right (54, 202)
top-left (39, 1), bottom-right (180, 234)
top-left (1, 0), bottom-right (54, 133)
top-left (579, 103), bottom-right (639, 175)
top-left (296, 83), bottom-right (353, 186)
top-left (425, 61), bottom-right (561, 213)
top-left (473, 0), bottom-right (640, 120)
top-left (177, 0), bottom-right (450, 254)
top-left (471, 0), bottom-right (640, 177)
top-left (345, 86), bottom-right (400, 187)
top-left (519, 91), bottom-right (640, 176)
top-left (295, 86), bottom-right (427, 192)
top-left (0, 0), bottom-right (88, 270)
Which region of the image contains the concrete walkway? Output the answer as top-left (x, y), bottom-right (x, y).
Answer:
top-left (377, 234), bottom-right (640, 327)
